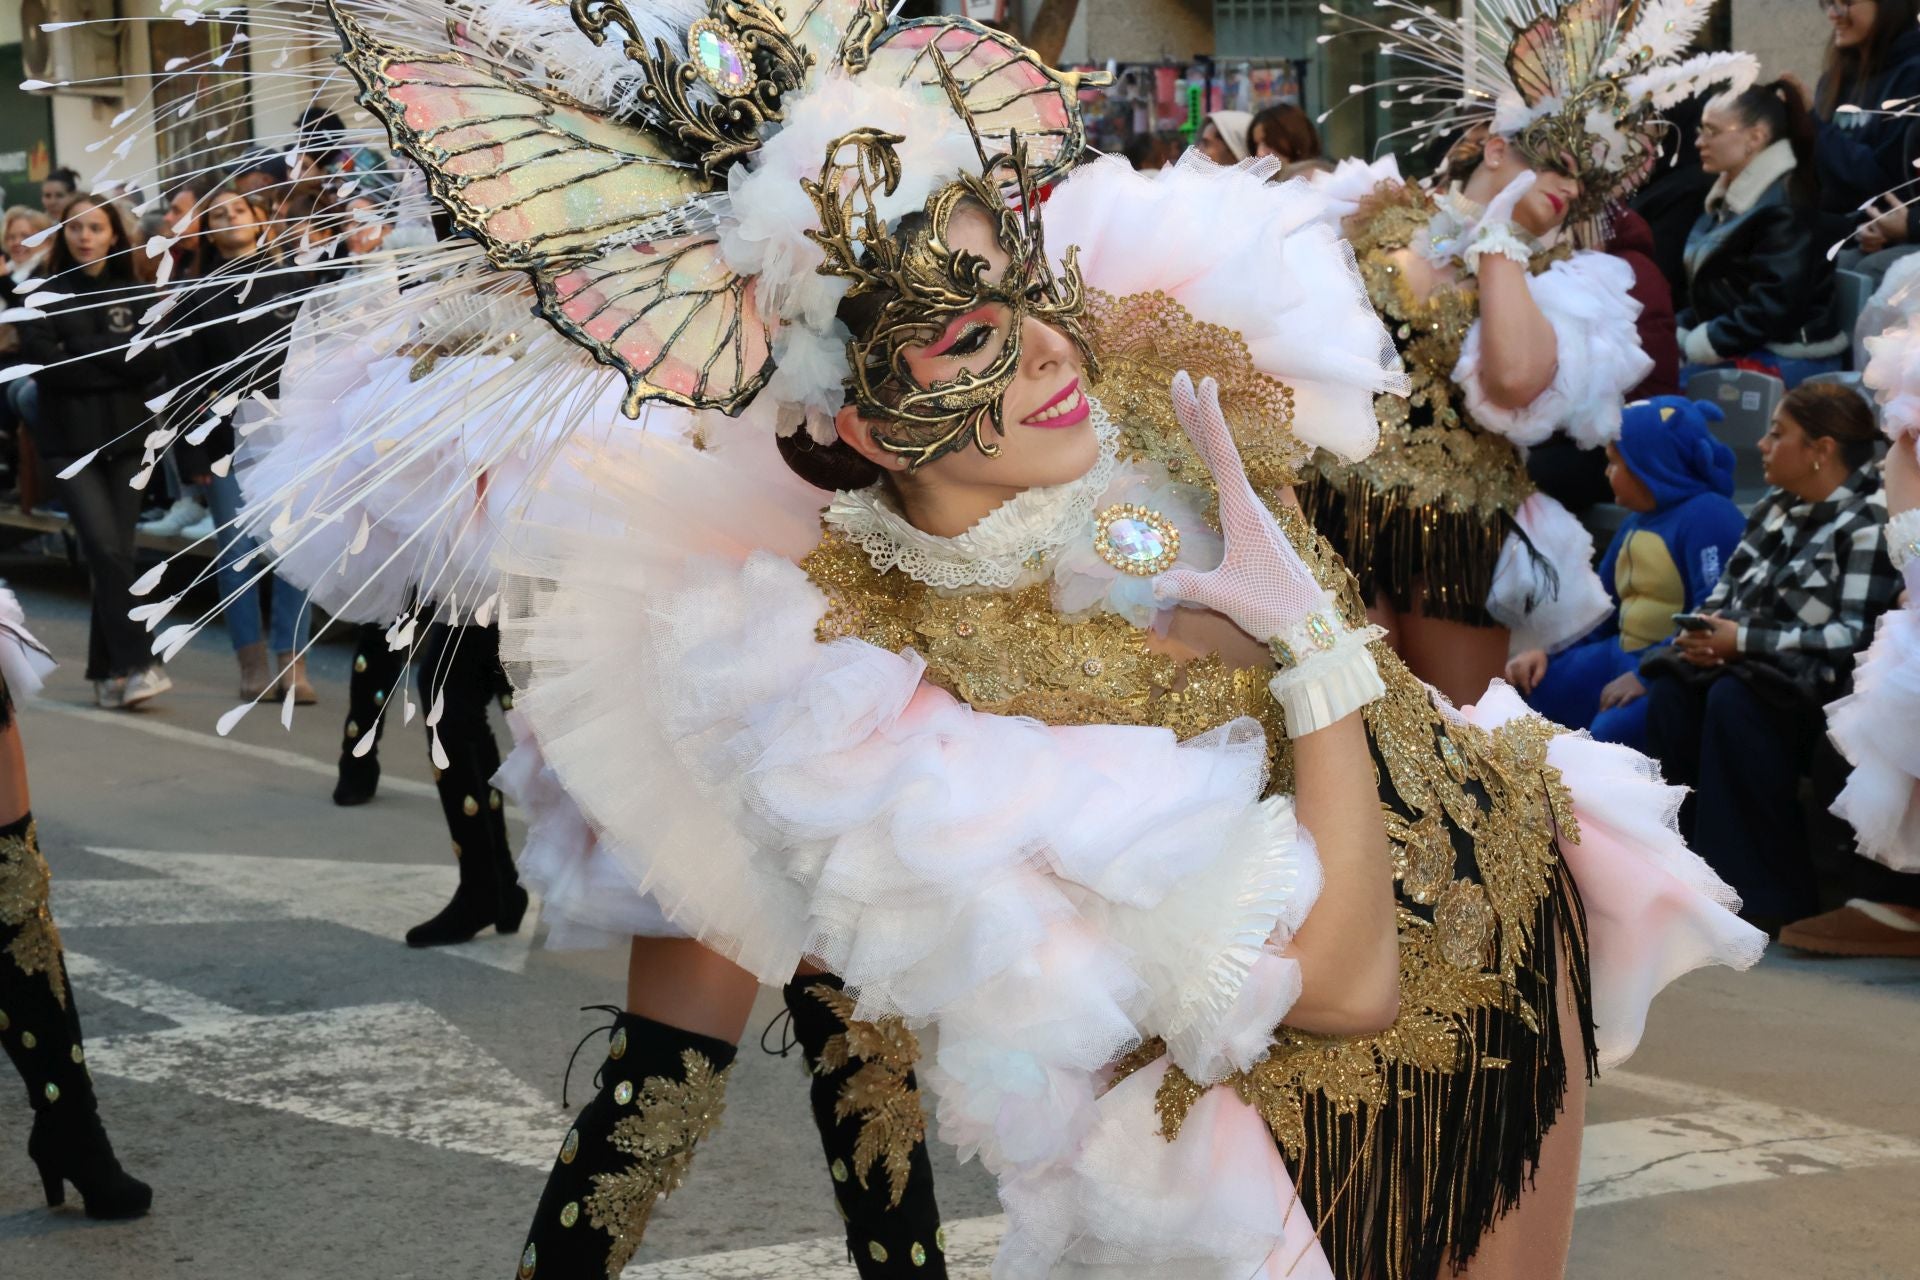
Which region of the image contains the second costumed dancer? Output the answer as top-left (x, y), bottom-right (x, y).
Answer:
top-left (1301, 0), bottom-right (1758, 706)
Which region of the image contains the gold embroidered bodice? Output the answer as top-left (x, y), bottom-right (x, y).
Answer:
top-left (802, 435), bottom-right (1578, 1163)
top-left (1312, 182), bottom-right (1568, 524)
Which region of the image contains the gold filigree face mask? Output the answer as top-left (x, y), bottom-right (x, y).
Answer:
top-left (806, 125), bottom-right (1098, 469)
top-left (1508, 80), bottom-right (1655, 227)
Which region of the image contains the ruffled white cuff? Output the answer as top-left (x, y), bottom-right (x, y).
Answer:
top-left (1463, 223), bottom-right (1534, 274)
top-left (1267, 604), bottom-right (1387, 736)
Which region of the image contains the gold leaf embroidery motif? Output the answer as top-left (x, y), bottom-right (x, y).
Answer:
top-left (809, 984), bottom-right (927, 1209)
top-left (583, 1049), bottom-right (730, 1278)
top-left (0, 822), bottom-right (67, 1010)
top-left (1309, 183), bottom-right (1571, 524)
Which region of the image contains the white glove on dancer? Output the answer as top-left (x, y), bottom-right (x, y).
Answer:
top-left (1152, 371), bottom-right (1386, 736)
top-left (1440, 171), bottom-right (1538, 275)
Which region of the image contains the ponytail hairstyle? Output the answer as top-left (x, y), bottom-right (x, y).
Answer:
top-left (1720, 80), bottom-right (1820, 207)
top-left (1778, 382), bottom-right (1879, 471)
top-left (1819, 0), bottom-right (1920, 115)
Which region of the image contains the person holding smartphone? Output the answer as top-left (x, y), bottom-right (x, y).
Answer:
top-left (1642, 383), bottom-right (1904, 935)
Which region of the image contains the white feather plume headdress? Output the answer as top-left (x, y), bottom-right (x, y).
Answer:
top-left (1323, 0), bottom-right (1758, 225)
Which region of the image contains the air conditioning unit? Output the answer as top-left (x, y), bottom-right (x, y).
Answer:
top-left (21, 0), bottom-right (126, 100)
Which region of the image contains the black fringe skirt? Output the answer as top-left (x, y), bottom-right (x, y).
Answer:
top-left (1289, 858), bottom-right (1596, 1280)
top-left (1299, 475), bottom-right (1509, 629)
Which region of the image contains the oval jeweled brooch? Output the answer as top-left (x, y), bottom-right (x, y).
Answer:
top-left (1092, 504), bottom-right (1180, 577)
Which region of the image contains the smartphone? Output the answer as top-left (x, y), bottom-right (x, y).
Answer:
top-left (1671, 613), bottom-right (1714, 633)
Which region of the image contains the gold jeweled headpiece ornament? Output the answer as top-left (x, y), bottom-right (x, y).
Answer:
top-left (331, 0), bottom-right (1102, 426)
top-left (1325, 0), bottom-right (1757, 232)
top-left (805, 55), bottom-right (1098, 468)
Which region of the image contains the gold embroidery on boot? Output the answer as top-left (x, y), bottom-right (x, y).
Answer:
top-left (582, 1049), bottom-right (730, 1277)
top-left (810, 983), bottom-right (927, 1208)
top-left (0, 823), bottom-right (66, 1010)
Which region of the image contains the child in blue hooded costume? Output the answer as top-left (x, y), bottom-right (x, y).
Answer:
top-left (1507, 397), bottom-right (1747, 748)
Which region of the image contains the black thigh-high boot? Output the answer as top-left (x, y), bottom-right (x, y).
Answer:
top-left (783, 975), bottom-right (948, 1276)
top-left (517, 1011), bottom-right (736, 1279)
top-left (0, 815), bottom-right (151, 1218)
top-left (335, 621), bottom-right (405, 806)
top-left (405, 623), bottom-right (528, 947)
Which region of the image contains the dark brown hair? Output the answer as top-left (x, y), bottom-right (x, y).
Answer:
top-left (1250, 104), bottom-right (1321, 164)
top-left (776, 429), bottom-right (882, 492)
top-left (1721, 80), bottom-right (1820, 207)
top-left (781, 207), bottom-right (944, 492)
top-left (1778, 381), bottom-right (1879, 470)
top-left (1819, 0), bottom-right (1920, 115)
top-left (46, 192), bottom-right (134, 279)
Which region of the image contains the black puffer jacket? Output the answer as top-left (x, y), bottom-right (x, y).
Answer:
top-left (1678, 140), bottom-right (1845, 366)
top-left (1814, 25), bottom-right (1920, 222)
top-left (162, 257), bottom-right (308, 466)
top-left (17, 264), bottom-right (167, 464)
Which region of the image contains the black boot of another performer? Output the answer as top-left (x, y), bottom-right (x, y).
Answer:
top-left (783, 974), bottom-right (948, 1277)
top-left (335, 622), bottom-right (402, 806)
top-left (516, 1010), bottom-right (736, 1280)
top-left (0, 815), bottom-right (151, 1219)
top-left (407, 624), bottom-right (528, 947)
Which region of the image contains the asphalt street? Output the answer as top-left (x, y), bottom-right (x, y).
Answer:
top-left (0, 551), bottom-right (1914, 1280)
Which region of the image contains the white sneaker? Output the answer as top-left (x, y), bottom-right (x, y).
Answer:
top-left (178, 513), bottom-right (216, 541)
top-left (120, 666), bottom-right (172, 707)
top-left (138, 496), bottom-right (208, 536)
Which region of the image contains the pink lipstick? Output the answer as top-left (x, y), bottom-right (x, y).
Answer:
top-left (1022, 378), bottom-right (1089, 429)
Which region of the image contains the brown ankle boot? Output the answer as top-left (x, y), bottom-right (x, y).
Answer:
top-left (275, 652), bottom-right (318, 705)
top-left (236, 642), bottom-right (272, 700)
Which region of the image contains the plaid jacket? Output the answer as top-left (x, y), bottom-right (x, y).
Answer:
top-left (1704, 462), bottom-right (1902, 692)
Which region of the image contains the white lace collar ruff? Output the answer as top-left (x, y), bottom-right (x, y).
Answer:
top-left (824, 397), bottom-right (1121, 592)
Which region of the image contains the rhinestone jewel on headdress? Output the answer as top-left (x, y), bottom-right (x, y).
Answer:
top-left (1092, 504), bottom-right (1180, 577)
top-left (688, 19), bottom-right (753, 96)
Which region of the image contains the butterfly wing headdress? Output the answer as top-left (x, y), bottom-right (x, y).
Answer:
top-left (2, 0), bottom-right (1098, 728)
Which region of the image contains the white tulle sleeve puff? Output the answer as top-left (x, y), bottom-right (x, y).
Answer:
top-left (497, 430), bottom-right (1329, 1277)
top-left (1454, 249), bottom-right (1653, 450)
top-left (1826, 508), bottom-right (1920, 869)
top-left (1041, 152), bottom-right (1409, 466)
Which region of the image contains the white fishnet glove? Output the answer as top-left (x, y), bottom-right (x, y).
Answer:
top-left (1151, 372), bottom-right (1385, 735)
top-left (1458, 171), bottom-right (1538, 274)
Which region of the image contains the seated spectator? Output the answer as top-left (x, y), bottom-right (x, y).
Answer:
top-left (1249, 103), bottom-right (1331, 179)
top-left (1786, 0), bottom-right (1920, 239)
top-left (1679, 81), bottom-right (1846, 388)
top-left (1838, 115), bottom-right (1920, 289)
top-left (16, 193), bottom-right (172, 708)
top-left (1509, 397), bottom-right (1745, 748)
top-left (1641, 383), bottom-right (1903, 935)
top-left (1196, 111), bottom-right (1251, 165)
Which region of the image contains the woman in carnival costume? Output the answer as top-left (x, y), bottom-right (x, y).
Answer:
top-left (45, 1), bottom-right (1763, 1276)
top-left (1300, 0), bottom-right (1759, 707)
